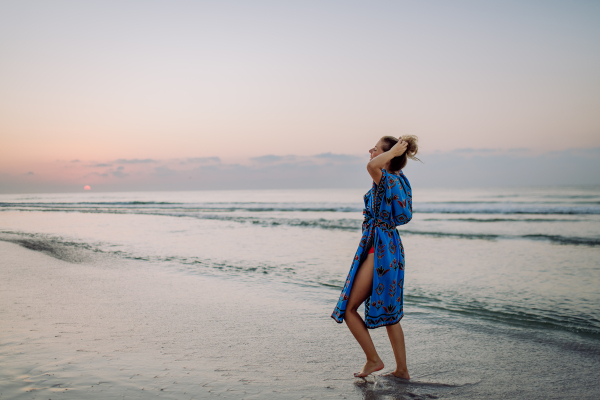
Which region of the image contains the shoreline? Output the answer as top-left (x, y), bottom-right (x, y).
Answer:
top-left (1, 240), bottom-right (599, 399)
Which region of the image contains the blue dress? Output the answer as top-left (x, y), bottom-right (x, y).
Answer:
top-left (331, 169), bottom-right (413, 329)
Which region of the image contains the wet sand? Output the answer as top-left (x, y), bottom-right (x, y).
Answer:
top-left (1, 240), bottom-right (599, 399)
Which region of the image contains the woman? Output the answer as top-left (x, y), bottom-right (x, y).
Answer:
top-left (331, 135), bottom-right (419, 379)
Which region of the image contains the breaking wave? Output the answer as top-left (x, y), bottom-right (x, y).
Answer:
top-left (2, 200), bottom-right (600, 214)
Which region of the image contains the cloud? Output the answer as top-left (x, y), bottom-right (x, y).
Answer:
top-left (115, 158), bottom-right (158, 164)
top-left (70, 159), bottom-right (80, 163)
top-left (24, 171), bottom-right (34, 175)
top-left (248, 154), bottom-right (347, 167)
top-left (404, 147), bottom-right (600, 187)
top-left (250, 155), bottom-right (286, 164)
top-left (182, 157), bottom-right (221, 164)
top-left (3, 148), bottom-right (599, 194)
top-left (547, 147), bottom-right (600, 158)
top-left (89, 163), bottom-right (113, 167)
top-left (153, 166), bottom-right (177, 177)
top-left (450, 148), bottom-right (536, 156)
top-left (314, 153), bottom-right (362, 162)
top-left (111, 166), bottom-right (129, 178)
top-left (453, 148), bottom-right (498, 153)
top-left (84, 172), bottom-right (110, 178)
top-left (112, 171), bottom-right (129, 178)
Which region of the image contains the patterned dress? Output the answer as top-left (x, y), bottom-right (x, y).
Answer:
top-left (331, 169), bottom-right (412, 329)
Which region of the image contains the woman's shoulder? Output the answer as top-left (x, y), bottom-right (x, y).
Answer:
top-left (397, 171), bottom-right (411, 191)
top-left (380, 169), bottom-right (411, 192)
top-left (381, 169), bottom-right (402, 183)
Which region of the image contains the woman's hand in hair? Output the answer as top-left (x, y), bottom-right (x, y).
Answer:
top-left (390, 138), bottom-right (408, 157)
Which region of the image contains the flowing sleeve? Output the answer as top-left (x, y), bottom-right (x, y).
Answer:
top-left (378, 169), bottom-right (412, 226)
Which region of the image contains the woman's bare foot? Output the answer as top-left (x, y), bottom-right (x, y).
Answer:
top-left (354, 359), bottom-right (385, 378)
top-left (383, 369), bottom-right (410, 380)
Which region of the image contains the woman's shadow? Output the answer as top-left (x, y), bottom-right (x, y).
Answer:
top-left (354, 375), bottom-right (459, 400)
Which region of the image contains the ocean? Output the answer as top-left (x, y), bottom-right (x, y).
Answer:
top-left (1, 185), bottom-right (599, 398)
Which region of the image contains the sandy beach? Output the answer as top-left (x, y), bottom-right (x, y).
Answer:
top-left (1, 236), bottom-right (599, 400)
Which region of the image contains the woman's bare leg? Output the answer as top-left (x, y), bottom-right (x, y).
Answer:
top-left (345, 253), bottom-right (384, 377)
top-left (385, 322), bottom-right (410, 379)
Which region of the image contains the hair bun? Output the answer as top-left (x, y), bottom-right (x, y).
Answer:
top-left (400, 135), bottom-right (421, 162)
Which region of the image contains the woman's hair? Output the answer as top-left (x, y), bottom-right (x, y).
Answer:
top-left (380, 135), bottom-right (420, 172)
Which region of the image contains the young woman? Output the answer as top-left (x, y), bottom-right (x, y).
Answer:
top-left (332, 135), bottom-right (419, 379)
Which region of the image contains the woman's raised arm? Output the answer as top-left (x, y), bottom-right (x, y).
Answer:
top-left (366, 139), bottom-right (408, 184)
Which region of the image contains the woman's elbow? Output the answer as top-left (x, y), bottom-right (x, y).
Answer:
top-left (367, 160), bottom-right (383, 174)
top-left (397, 211), bottom-right (412, 225)
top-left (366, 162), bottom-right (383, 183)
top-left (366, 161), bottom-right (376, 173)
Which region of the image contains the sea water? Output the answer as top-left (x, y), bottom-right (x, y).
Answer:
top-left (1, 186), bottom-right (599, 338)
top-left (1, 186), bottom-right (600, 397)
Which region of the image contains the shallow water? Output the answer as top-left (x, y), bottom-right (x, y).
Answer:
top-left (1, 186), bottom-right (599, 338)
top-left (1, 186), bottom-right (600, 398)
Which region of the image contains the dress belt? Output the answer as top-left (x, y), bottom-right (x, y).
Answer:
top-left (363, 217), bottom-right (396, 232)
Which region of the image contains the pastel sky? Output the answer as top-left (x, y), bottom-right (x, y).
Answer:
top-left (1, 1), bottom-right (599, 192)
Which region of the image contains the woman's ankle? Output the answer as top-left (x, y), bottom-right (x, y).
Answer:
top-left (366, 356), bottom-right (383, 364)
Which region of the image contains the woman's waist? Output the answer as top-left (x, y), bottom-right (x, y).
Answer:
top-left (362, 219), bottom-right (398, 231)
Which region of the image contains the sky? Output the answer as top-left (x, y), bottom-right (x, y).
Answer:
top-left (1, 0), bottom-right (599, 193)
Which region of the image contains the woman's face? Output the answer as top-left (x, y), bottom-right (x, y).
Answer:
top-left (369, 139), bottom-right (385, 160)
